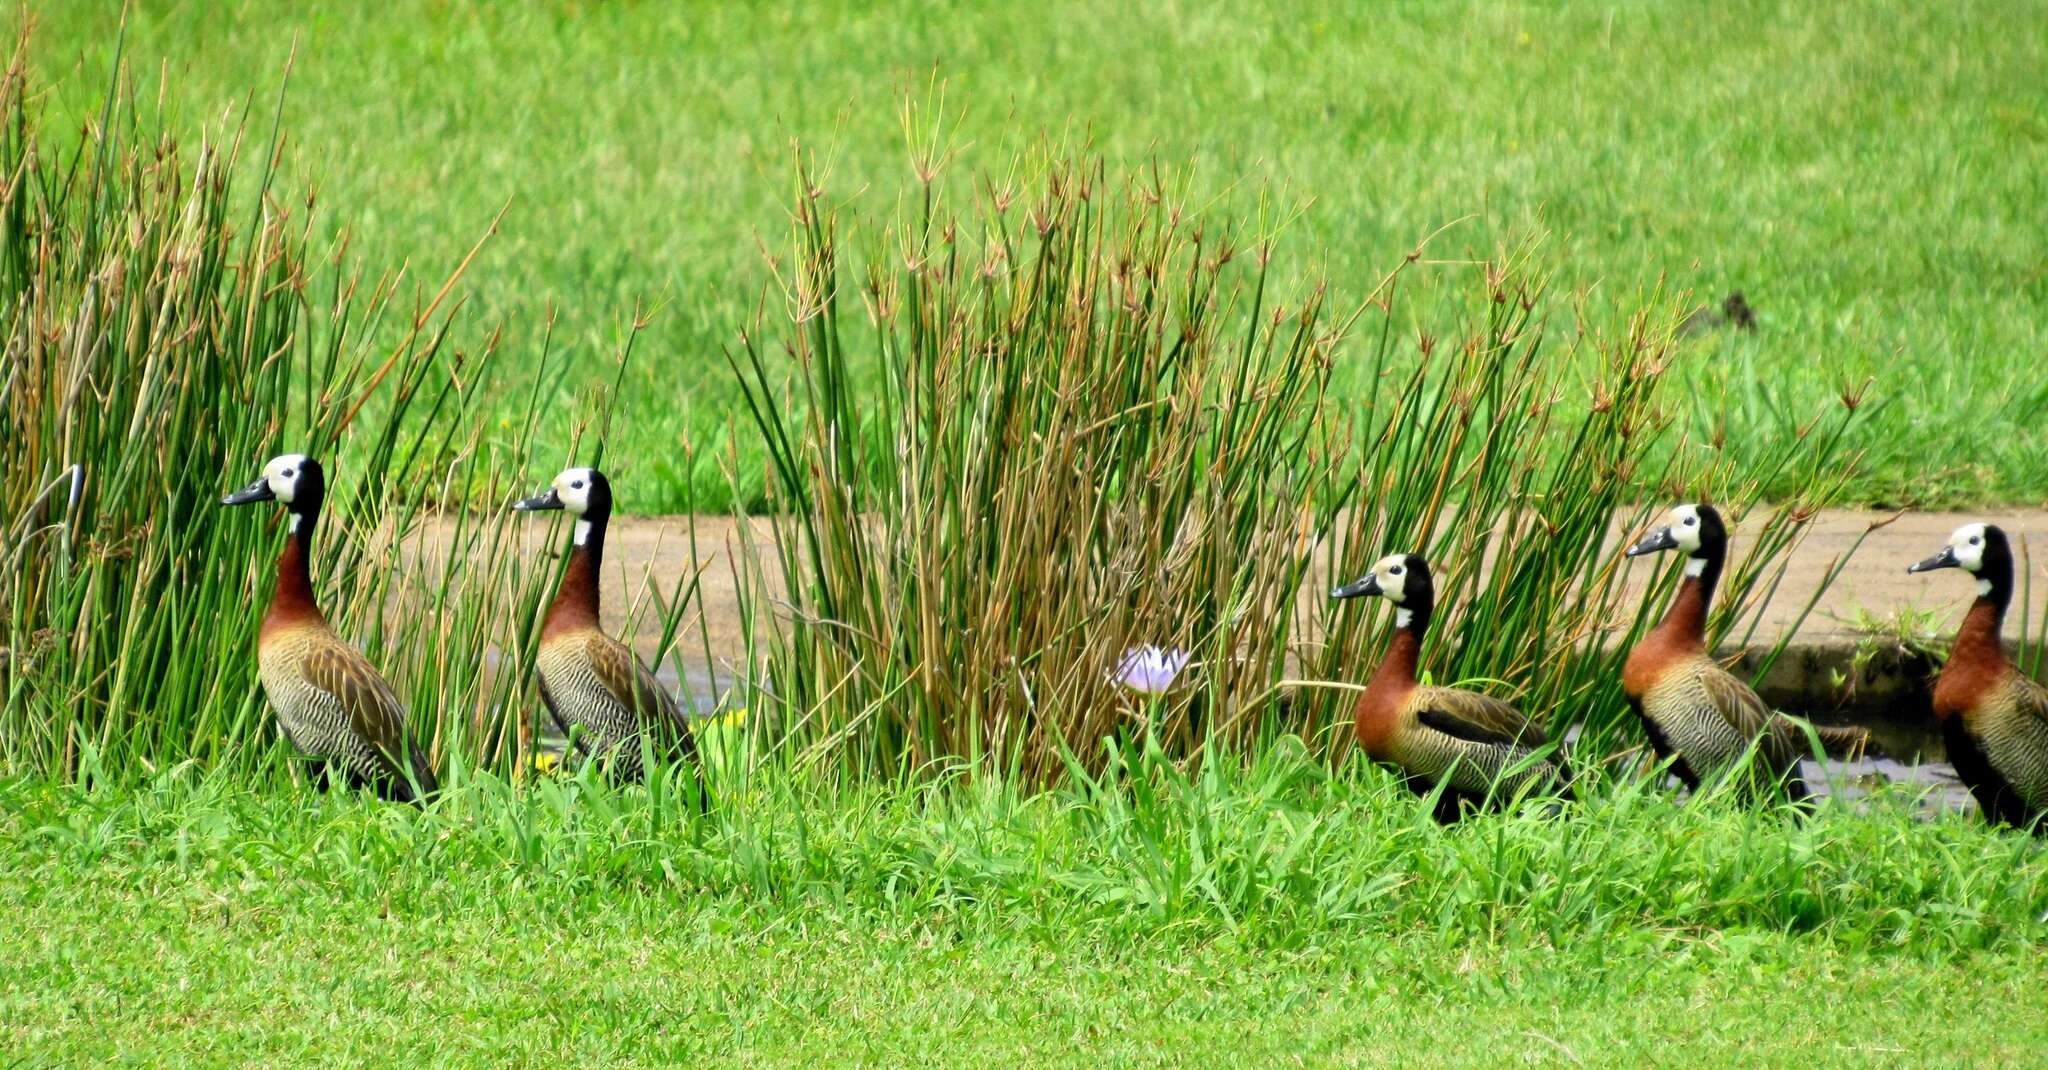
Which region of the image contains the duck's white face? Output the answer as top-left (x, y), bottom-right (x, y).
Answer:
top-left (262, 454), bottom-right (312, 504)
top-left (1948, 523), bottom-right (1990, 572)
top-left (1369, 553), bottom-right (1415, 603)
top-left (550, 468), bottom-right (600, 515)
top-left (1665, 504), bottom-right (1706, 555)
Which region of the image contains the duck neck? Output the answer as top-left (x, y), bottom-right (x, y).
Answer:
top-left (542, 510), bottom-right (606, 639)
top-left (1951, 562), bottom-right (2012, 672)
top-left (267, 504), bottom-right (322, 627)
top-left (1654, 548), bottom-right (1722, 650)
top-left (1371, 599), bottom-right (1430, 688)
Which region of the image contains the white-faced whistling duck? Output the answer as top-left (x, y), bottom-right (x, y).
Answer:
top-left (1332, 552), bottom-right (1569, 822)
top-left (1910, 523), bottom-right (2048, 831)
top-left (221, 455), bottom-right (436, 803)
top-left (1622, 503), bottom-right (1865, 802)
top-left (515, 467), bottom-right (704, 788)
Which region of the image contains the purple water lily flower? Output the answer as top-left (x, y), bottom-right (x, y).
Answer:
top-left (1110, 645), bottom-right (1190, 695)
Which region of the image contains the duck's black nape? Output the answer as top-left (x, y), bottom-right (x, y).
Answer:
top-left (288, 458), bottom-right (327, 533)
top-left (1397, 553), bottom-right (1436, 634)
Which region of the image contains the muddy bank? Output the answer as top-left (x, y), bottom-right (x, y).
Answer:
top-left (492, 508), bottom-right (2041, 709)
top-left (477, 509), bottom-right (2046, 815)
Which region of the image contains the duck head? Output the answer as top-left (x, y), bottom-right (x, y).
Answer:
top-left (1333, 552), bottom-right (1434, 629)
top-left (1909, 522), bottom-right (2011, 599)
top-left (515, 467), bottom-right (612, 546)
top-left (1626, 503), bottom-right (1725, 577)
top-left (221, 454), bottom-right (325, 531)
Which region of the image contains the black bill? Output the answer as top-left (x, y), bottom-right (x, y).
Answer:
top-left (513, 487), bottom-right (564, 511)
top-left (1907, 546), bottom-right (1960, 574)
top-left (1331, 573), bottom-right (1382, 600)
top-left (1625, 526), bottom-right (1679, 557)
top-left (220, 477), bottom-right (274, 506)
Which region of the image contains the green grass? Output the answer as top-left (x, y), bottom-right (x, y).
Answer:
top-left (5, 760), bottom-right (2047, 1065)
top-left (9, 12), bottom-right (2044, 1062)
top-left (26, 0), bottom-right (2048, 512)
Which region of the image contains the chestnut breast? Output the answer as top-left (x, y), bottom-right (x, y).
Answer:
top-left (1622, 628), bottom-right (1689, 701)
top-left (1353, 675), bottom-right (1413, 760)
top-left (1934, 653), bottom-right (2007, 723)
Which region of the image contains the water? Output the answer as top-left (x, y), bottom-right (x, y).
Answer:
top-left (1806, 753), bottom-right (1972, 814)
top-left (1801, 707), bottom-right (1976, 815)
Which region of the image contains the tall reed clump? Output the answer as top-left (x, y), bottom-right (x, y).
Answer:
top-left (728, 142), bottom-right (1864, 782)
top-left (0, 37), bottom-right (685, 783)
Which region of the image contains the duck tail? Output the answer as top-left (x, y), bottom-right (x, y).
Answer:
top-left (1812, 722), bottom-right (1870, 759)
top-left (1775, 715), bottom-right (1869, 760)
top-left (381, 745), bottom-right (438, 806)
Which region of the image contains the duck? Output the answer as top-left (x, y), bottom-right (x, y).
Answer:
top-left (515, 467), bottom-right (704, 788)
top-left (1332, 552), bottom-right (1569, 822)
top-left (221, 454), bottom-right (437, 803)
top-left (1677, 291), bottom-right (1756, 337)
top-left (1621, 503), bottom-right (1865, 802)
top-left (1909, 523), bottom-right (2048, 831)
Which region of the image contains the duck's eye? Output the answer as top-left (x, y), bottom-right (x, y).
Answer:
top-left (1683, 516), bottom-right (1697, 526)
top-left (1970, 535), bottom-right (1982, 545)
top-left (1389, 566), bottom-right (1403, 576)
top-left (282, 469), bottom-right (294, 478)
top-left (572, 480), bottom-right (585, 490)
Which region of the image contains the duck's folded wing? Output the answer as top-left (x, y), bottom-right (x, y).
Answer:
top-left (1414, 687), bottom-right (1548, 749)
top-left (586, 633), bottom-right (699, 757)
top-left (2016, 676), bottom-right (2048, 724)
top-left (2005, 675), bottom-right (2048, 755)
top-left (1694, 664), bottom-right (1770, 733)
top-left (302, 642), bottom-right (428, 782)
top-left (1687, 664), bottom-right (1835, 758)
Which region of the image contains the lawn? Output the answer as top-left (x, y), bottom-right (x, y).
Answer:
top-left (25, 0), bottom-right (2048, 512)
top-left (4, 762), bottom-right (2046, 1065)
top-left (10, 7), bottom-right (2048, 1063)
